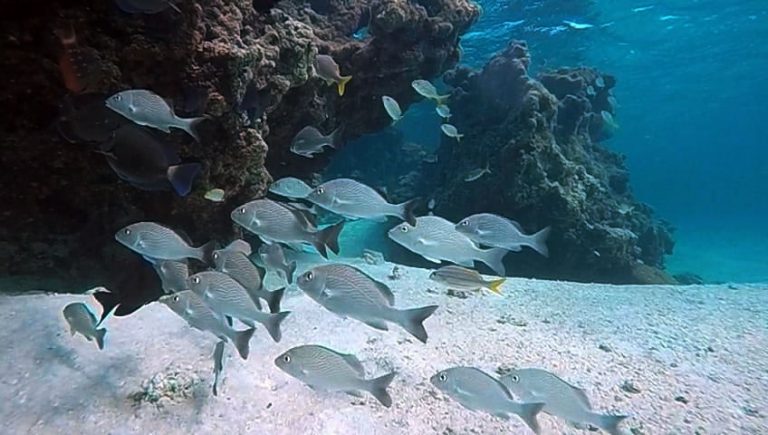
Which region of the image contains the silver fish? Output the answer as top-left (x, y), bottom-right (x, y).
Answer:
top-left (269, 177), bottom-right (313, 199)
top-left (456, 213), bottom-right (551, 257)
top-left (204, 188), bottom-right (225, 202)
top-left (231, 199), bottom-right (343, 258)
top-left (290, 126), bottom-right (340, 158)
top-left (297, 264), bottom-right (438, 343)
top-left (258, 243), bottom-right (297, 284)
top-left (105, 89), bottom-right (205, 141)
top-left (435, 104), bottom-right (451, 119)
top-left (411, 80), bottom-right (449, 103)
top-left (381, 96), bottom-right (403, 123)
top-left (159, 291), bottom-right (254, 359)
top-left (63, 302), bottom-right (106, 350)
top-left (212, 244), bottom-right (285, 314)
top-left (153, 259), bottom-right (189, 293)
top-left (212, 340), bottom-right (225, 396)
top-left (115, 222), bottom-right (213, 262)
top-left (464, 165), bottom-right (491, 182)
top-left (114, 0), bottom-right (180, 14)
top-left (315, 54), bottom-right (352, 96)
top-left (187, 271), bottom-right (290, 342)
top-left (429, 265), bottom-right (505, 294)
top-left (306, 178), bottom-right (419, 226)
top-left (275, 344), bottom-right (396, 407)
top-left (440, 123), bottom-right (463, 141)
top-left (431, 367), bottom-right (544, 434)
top-left (501, 368), bottom-right (628, 435)
top-left (388, 216), bottom-right (508, 276)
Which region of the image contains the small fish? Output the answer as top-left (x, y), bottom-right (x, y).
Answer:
top-left (388, 216), bottom-right (508, 276)
top-left (435, 104), bottom-right (451, 119)
top-left (159, 291), bottom-right (254, 359)
top-left (115, 222), bottom-right (214, 262)
top-left (205, 188), bottom-right (225, 202)
top-left (441, 124), bottom-right (463, 141)
top-left (258, 243), bottom-right (297, 284)
top-left (381, 96), bottom-right (403, 123)
top-left (464, 164), bottom-right (491, 182)
top-left (54, 24), bottom-right (102, 94)
top-left (187, 271), bottom-right (290, 342)
top-left (290, 126), bottom-right (340, 158)
top-left (101, 124), bottom-right (201, 196)
top-left (306, 178), bottom-right (419, 226)
top-left (269, 177), bottom-right (313, 199)
top-left (297, 264), bottom-right (438, 343)
top-left (601, 111), bottom-right (620, 131)
top-left (632, 5), bottom-right (654, 12)
top-left (456, 213), bottom-right (551, 257)
top-left (212, 340), bottom-right (225, 396)
top-left (427, 198), bottom-right (436, 210)
top-left (63, 303), bottom-right (107, 350)
top-left (429, 265), bottom-right (505, 294)
top-left (501, 368), bottom-right (628, 435)
top-left (315, 54), bottom-right (352, 96)
top-left (114, 0), bottom-right (181, 14)
top-left (153, 259), bottom-right (189, 293)
top-left (275, 345), bottom-right (396, 407)
top-left (411, 80), bottom-right (449, 104)
top-left (231, 199), bottom-right (344, 259)
top-left (431, 367), bottom-right (544, 434)
top-left (595, 76), bottom-right (606, 88)
top-left (212, 242), bottom-right (285, 313)
top-left (106, 89), bottom-right (205, 141)
top-left (563, 20), bottom-right (594, 30)
top-left (617, 204), bottom-right (634, 215)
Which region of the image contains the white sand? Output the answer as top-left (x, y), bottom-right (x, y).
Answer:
top-left (0, 259), bottom-right (765, 434)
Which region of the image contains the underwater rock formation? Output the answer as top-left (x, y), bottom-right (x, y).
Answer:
top-left (412, 40), bottom-right (674, 284)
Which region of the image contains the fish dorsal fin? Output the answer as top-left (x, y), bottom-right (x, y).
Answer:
top-left (567, 382), bottom-right (592, 409)
top-left (374, 280), bottom-right (395, 305)
top-left (502, 217), bottom-right (524, 232)
top-left (341, 353), bottom-right (365, 377)
top-left (224, 239), bottom-right (252, 255)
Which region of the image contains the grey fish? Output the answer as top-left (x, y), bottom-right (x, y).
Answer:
top-left (382, 96), bottom-right (403, 123)
top-left (290, 126), bottom-right (340, 158)
top-left (106, 89), bottom-right (205, 141)
top-left (231, 199), bottom-right (344, 259)
top-left (297, 264), bottom-right (438, 343)
top-left (315, 54), bottom-right (352, 96)
top-left (431, 367), bottom-right (544, 434)
top-left (501, 368), bottom-right (628, 435)
top-left (388, 216), bottom-right (508, 276)
top-left (212, 243), bottom-right (285, 313)
top-left (440, 123), bottom-right (463, 141)
top-left (101, 124), bottom-right (201, 196)
top-left (306, 178), bottom-right (419, 226)
top-left (258, 243), bottom-right (297, 284)
top-left (411, 79), bottom-right (449, 103)
top-left (187, 271), bottom-right (290, 342)
top-left (212, 340), bottom-right (225, 396)
top-left (275, 344), bottom-right (395, 407)
top-left (159, 291), bottom-right (254, 359)
top-left (435, 104), bottom-right (451, 119)
top-left (269, 177), bottom-right (313, 199)
top-left (63, 302), bottom-right (106, 350)
top-left (114, 0), bottom-right (180, 14)
top-left (115, 222), bottom-right (214, 262)
top-left (429, 265), bottom-right (505, 294)
top-left (153, 259), bottom-right (189, 293)
top-left (456, 213), bottom-right (551, 257)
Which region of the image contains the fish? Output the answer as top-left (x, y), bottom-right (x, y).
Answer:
top-left (231, 199), bottom-right (344, 259)
top-left (56, 94), bottom-right (129, 144)
top-left (290, 126), bottom-right (340, 158)
top-left (429, 265), bottom-right (505, 294)
top-left (563, 20), bottom-right (594, 30)
top-left (115, 222), bottom-right (215, 262)
top-left (62, 302), bottom-right (107, 350)
top-left (212, 340), bottom-right (225, 396)
top-left (297, 264), bottom-right (438, 343)
top-left (54, 24), bottom-right (102, 94)
top-left (315, 54), bottom-right (352, 96)
top-left (431, 367), bottom-right (544, 434)
top-left (595, 76), bottom-right (606, 88)
top-left (100, 124), bottom-right (201, 196)
top-left (212, 241), bottom-right (285, 313)
top-left (411, 80), bottom-right (449, 104)
top-left (159, 291), bottom-right (254, 359)
top-left (388, 216), bottom-right (508, 276)
top-left (500, 368), bottom-right (628, 435)
top-left (152, 259), bottom-right (189, 293)
top-left (455, 213), bottom-right (551, 257)
top-left (632, 5), bottom-right (654, 12)
top-left (187, 271), bottom-right (290, 342)
top-left (435, 104), bottom-right (451, 119)
top-left (204, 188), bottom-right (225, 202)
top-left (306, 178), bottom-right (419, 226)
top-left (381, 96), bottom-right (403, 123)
top-left (440, 124), bottom-right (463, 141)
top-left (258, 243), bottom-right (297, 284)
top-left (601, 111), bottom-right (620, 132)
top-left (269, 177), bottom-right (313, 199)
top-left (275, 344), bottom-right (396, 407)
top-left (464, 164), bottom-right (491, 182)
top-left (427, 198), bottom-right (436, 210)
top-left (114, 0), bottom-right (181, 14)
top-left (106, 89), bottom-right (205, 141)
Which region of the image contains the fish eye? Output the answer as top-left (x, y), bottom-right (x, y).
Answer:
top-left (400, 225), bottom-right (408, 233)
top-left (460, 220), bottom-right (469, 226)
top-left (192, 276), bottom-right (200, 284)
top-left (213, 252), bottom-right (219, 260)
top-left (283, 355), bottom-right (291, 363)
top-left (439, 373), bottom-right (447, 382)
top-left (124, 228), bottom-right (131, 235)
top-left (304, 271), bottom-right (313, 281)
top-left (114, 95), bottom-right (122, 101)
top-left (238, 207), bottom-right (246, 214)
top-left (316, 187), bottom-right (324, 194)
top-left (509, 375), bottom-right (520, 383)
top-left (172, 295), bottom-right (180, 302)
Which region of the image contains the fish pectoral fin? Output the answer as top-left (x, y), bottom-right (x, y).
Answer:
top-left (361, 318), bottom-right (389, 331)
top-left (344, 390), bottom-right (364, 398)
top-left (457, 258), bottom-right (474, 267)
top-left (417, 238), bottom-right (438, 246)
top-left (423, 256), bottom-right (443, 264)
top-left (493, 412), bottom-right (511, 420)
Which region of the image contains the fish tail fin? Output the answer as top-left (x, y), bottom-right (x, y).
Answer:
top-left (196, 240), bottom-right (217, 265)
top-left (181, 116), bottom-right (207, 142)
top-left (263, 311), bottom-right (291, 342)
top-left (286, 261), bottom-right (297, 284)
top-left (92, 290), bottom-right (119, 327)
top-left (528, 226), bottom-right (551, 257)
top-left (457, 134), bottom-right (464, 142)
top-left (95, 328), bottom-right (107, 350)
top-left (486, 278), bottom-right (505, 295)
top-left (265, 287), bottom-right (285, 314)
top-left (329, 124), bottom-right (345, 148)
top-left (366, 372), bottom-right (396, 408)
top-left (515, 402), bottom-right (545, 435)
top-left (480, 247), bottom-right (508, 276)
top-left (337, 75), bottom-right (352, 96)
top-left (314, 221), bottom-right (345, 258)
top-left (233, 327), bottom-right (255, 360)
top-left (167, 162), bottom-right (202, 197)
top-left (395, 305), bottom-right (438, 343)
top-left (435, 94), bottom-right (450, 105)
top-left (397, 198), bottom-right (421, 227)
top-left (590, 413), bottom-right (629, 435)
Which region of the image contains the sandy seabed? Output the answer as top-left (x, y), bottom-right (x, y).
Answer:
top-left (0, 259), bottom-right (765, 434)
